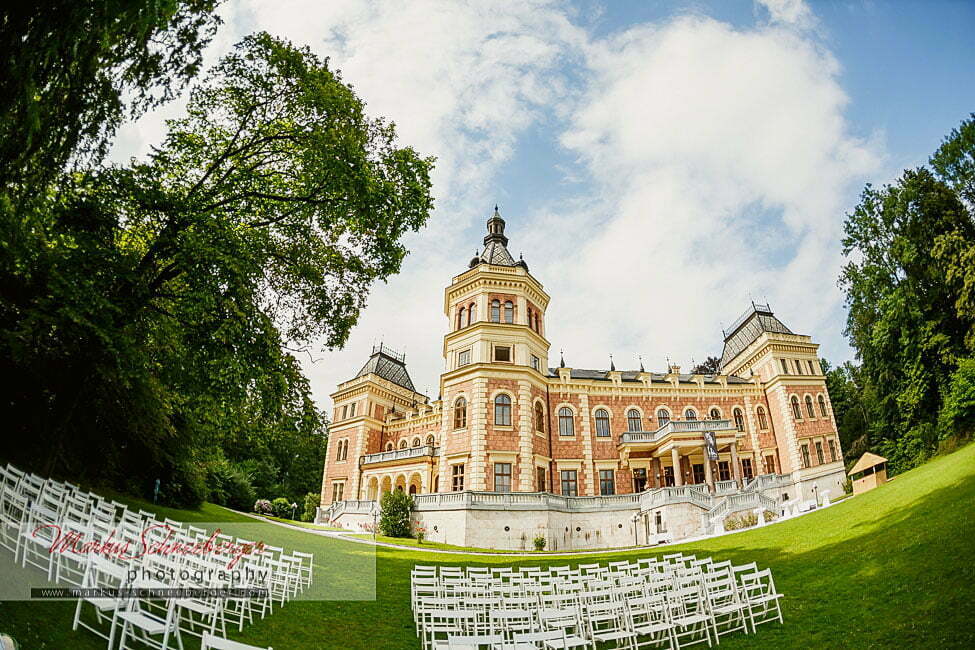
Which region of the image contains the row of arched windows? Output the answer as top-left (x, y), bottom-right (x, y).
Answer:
top-left (448, 395), bottom-right (791, 435)
top-left (527, 307), bottom-right (541, 333)
top-left (457, 299), bottom-right (543, 331)
top-left (384, 434), bottom-right (436, 452)
top-left (791, 394), bottom-right (829, 420)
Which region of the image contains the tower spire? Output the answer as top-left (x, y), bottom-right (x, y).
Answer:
top-left (559, 349), bottom-right (565, 368)
top-left (609, 354), bottom-right (616, 372)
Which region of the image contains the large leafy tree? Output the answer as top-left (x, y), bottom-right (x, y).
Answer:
top-left (0, 33), bottom-right (434, 505)
top-left (840, 115), bottom-right (975, 472)
top-left (0, 1), bottom-right (222, 192)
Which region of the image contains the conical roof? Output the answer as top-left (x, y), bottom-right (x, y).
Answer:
top-left (355, 344), bottom-right (416, 392)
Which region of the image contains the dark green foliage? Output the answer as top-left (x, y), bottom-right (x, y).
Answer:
top-left (302, 492), bottom-right (319, 523)
top-left (0, 1), bottom-right (222, 193)
top-left (271, 497), bottom-right (292, 519)
top-left (938, 358), bottom-right (975, 438)
top-left (205, 458), bottom-right (256, 511)
top-left (839, 114), bottom-right (975, 473)
top-left (379, 490), bottom-right (413, 538)
top-left (0, 31), bottom-right (433, 508)
top-left (690, 356), bottom-right (721, 374)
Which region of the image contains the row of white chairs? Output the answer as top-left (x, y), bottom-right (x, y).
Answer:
top-left (410, 553), bottom-right (783, 649)
top-left (0, 462), bottom-right (311, 650)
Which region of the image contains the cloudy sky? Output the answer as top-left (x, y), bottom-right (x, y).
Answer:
top-left (111, 0), bottom-right (975, 408)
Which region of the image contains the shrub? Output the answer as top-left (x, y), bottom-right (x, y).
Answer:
top-left (379, 490), bottom-right (413, 538)
top-left (302, 492), bottom-right (319, 522)
top-left (159, 459), bottom-right (207, 508)
top-left (271, 497), bottom-right (293, 519)
top-left (533, 534), bottom-right (547, 551)
top-left (253, 499), bottom-right (273, 516)
top-left (723, 511), bottom-right (758, 531)
top-left (205, 459), bottom-right (256, 511)
top-left (939, 357), bottom-right (975, 438)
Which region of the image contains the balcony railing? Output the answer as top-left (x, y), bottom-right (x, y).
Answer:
top-left (619, 419), bottom-right (734, 445)
top-left (360, 445), bottom-right (440, 466)
top-left (412, 491), bottom-right (643, 512)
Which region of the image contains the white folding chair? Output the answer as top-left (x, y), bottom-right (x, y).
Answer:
top-left (201, 631), bottom-right (272, 650)
top-left (739, 569), bottom-right (783, 632)
top-left (116, 579), bottom-right (185, 650)
top-left (72, 556), bottom-right (132, 647)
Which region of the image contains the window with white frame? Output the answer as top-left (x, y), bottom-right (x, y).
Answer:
top-left (451, 464), bottom-right (465, 491)
top-left (560, 470), bottom-right (578, 496)
top-left (594, 408), bottom-right (611, 437)
top-left (458, 349), bottom-right (471, 367)
top-left (558, 407), bottom-right (574, 436)
top-left (627, 409), bottom-right (642, 432)
top-left (494, 463), bottom-right (512, 492)
top-left (494, 394), bottom-right (512, 426)
top-left (657, 409), bottom-right (671, 428)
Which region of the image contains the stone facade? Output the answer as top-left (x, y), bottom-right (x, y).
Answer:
top-left (318, 210), bottom-right (846, 547)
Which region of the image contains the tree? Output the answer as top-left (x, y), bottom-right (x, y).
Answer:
top-left (0, 33), bottom-right (434, 505)
top-left (378, 489), bottom-right (414, 538)
top-left (0, 1), bottom-right (222, 193)
top-left (691, 356), bottom-right (721, 374)
top-left (840, 114), bottom-right (975, 473)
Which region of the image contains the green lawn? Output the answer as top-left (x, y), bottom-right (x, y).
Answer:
top-left (2, 442), bottom-right (974, 648)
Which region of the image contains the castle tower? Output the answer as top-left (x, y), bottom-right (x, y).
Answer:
top-left (436, 208), bottom-right (552, 493)
top-left (719, 303), bottom-right (844, 498)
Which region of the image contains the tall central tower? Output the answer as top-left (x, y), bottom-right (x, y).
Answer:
top-left (436, 208), bottom-right (552, 492)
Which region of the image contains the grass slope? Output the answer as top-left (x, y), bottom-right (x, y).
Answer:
top-left (2, 443), bottom-right (974, 648)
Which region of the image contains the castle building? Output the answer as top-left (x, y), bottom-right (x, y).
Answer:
top-left (318, 209), bottom-right (846, 550)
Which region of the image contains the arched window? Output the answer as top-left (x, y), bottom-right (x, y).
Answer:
top-left (733, 408), bottom-right (744, 432)
top-left (412, 437), bottom-right (421, 447)
top-left (657, 409), bottom-right (671, 428)
top-left (684, 408), bottom-right (697, 421)
top-left (468, 302), bottom-right (476, 325)
top-left (495, 394), bottom-right (512, 426)
top-left (399, 439), bottom-right (408, 449)
top-left (454, 397), bottom-right (467, 429)
top-left (385, 442), bottom-right (394, 451)
top-left (558, 407), bottom-right (574, 436)
top-left (490, 299), bottom-right (500, 322)
top-left (426, 434), bottom-right (435, 446)
top-left (527, 308), bottom-right (533, 330)
top-left (457, 307), bottom-right (465, 330)
top-left (534, 402), bottom-right (545, 432)
top-left (756, 406), bottom-right (768, 430)
top-left (791, 396), bottom-right (802, 419)
top-left (709, 408), bottom-right (721, 420)
top-left (627, 409), bottom-right (642, 432)
top-left (594, 408), bottom-right (611, 437)
top-left (534, 313), bottom-right (540, 331)
top-left (503, 300), bottom-right (514, 323)
top-left (805, 395), bottom-right (815, 418)
top-left (818, 395), bottom-right (828, 417)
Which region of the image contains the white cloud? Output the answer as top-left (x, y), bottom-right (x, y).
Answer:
top-left (109, 1), bottom-right (882, 410)
top-left (756, 0), bottom-right (816, 30)
top-left (524, 13), bottom-right (880, 373)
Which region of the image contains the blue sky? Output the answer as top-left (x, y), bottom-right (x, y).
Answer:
top-left (112, 0), bottom-right (975, 405)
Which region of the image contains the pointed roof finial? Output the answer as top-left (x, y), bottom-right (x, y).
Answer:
top-left (639, 355), bottom-right (645, 372)
top-left (494, 204), bottom-right (499, 213)
top-left (610, 354), bottom-right (616, 372)
top-left (559, 349), bottom-right (565, 368)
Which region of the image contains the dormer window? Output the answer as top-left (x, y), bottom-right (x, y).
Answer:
top-left (490, 299), bottom-right (500, 322)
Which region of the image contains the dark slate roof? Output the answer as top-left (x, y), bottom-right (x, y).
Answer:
top-left (546, 368), bottom-right (752, 384)
top-left (469, 207), bottom-right (523, 268)
top-left (355, 345), bottom-right (416, 392)
top-left (719, 303), bottom-right (794, 370)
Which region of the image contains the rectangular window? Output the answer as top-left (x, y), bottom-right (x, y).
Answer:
top-left (536, 467), bottom-right (546, 492)
top-left (349, 402), bottom-right (356, 417)
top-left (780, 359), bottom-right (789, 374)
top-left (795, 360), bottom-right (803, 375)
top-left (801, 445), bottom-right (811, 469)
top-left (458, 349), bottom-right (471, 367)
top-left (816, 441), bottom-right (825, 465)
top-left (494, 346), bottom-right (511, 362)
top-left (632, 468), bottom-right (647, 493)
top-left (655, 511), bottom-right (666, 533)
top-left (809, 359), bottom-right (817, 375)
top-left (531, 354), bottom-right (540, 371)
top-left (692, 464), bottom-right (705, 485)
top-left (494, 463), bottom-right (512, 493)
top-left (560, 470), bottom-right (578, 496)
top-left (332, 482), bottom-right (344, 502)
top-left (718, 461), bottom-right (731, 482)
top-left (599, 469), bottom-right (615, 495)
top-left (341, 405), bottom-right (348, 420)
top-left (741, 458), bottom-right (753, 480)
top-left (451, 464), bottom-right (465, 492)
top-left (828, 439), bottom-right (837, 463)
